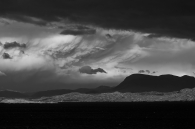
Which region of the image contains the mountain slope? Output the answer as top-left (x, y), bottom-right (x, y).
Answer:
top-left (2, 74), bottom-right (195, 99)
top-left (113, 74), bottom-right (195, 92)
top-left (0, 90), bottom-right (28, 98)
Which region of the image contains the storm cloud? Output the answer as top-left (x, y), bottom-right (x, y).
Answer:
top-left (1, 0), bottom-right (195, 40)
top-left (1, 14), bottom-right (48, 27)
top-left (60, 25), bottom-right (96, 35)
top-left (0, 0), bottom-right (195, 92)
top-left (1, 18), bottom-right (195, 92)
top-left (79, 66), bottom-right (107, 74)
top-left (1, 18), bottom-right (195, 87)
top-left (3, 41), bottom-right (26, 49)
top-left (2, 53), bottom-right (12, 59)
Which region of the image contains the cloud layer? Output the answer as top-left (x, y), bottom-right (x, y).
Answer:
top-left (1, 0), bottom-right (195, 40)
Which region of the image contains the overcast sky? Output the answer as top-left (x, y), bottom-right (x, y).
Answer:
top-left (0, 0), bottom-right (195, 92)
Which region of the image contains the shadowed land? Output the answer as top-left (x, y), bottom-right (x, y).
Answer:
top-left (1, 74), bottom-right (195, 103)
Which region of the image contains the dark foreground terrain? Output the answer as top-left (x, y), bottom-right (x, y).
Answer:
top-left (0, 102), bottom-right (195, 128)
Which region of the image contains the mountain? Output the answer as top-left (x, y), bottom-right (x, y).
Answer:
top-left (30, 86), bottom-right (112, 98)
top-left (0, 90), bottom-right (28, 98)
top-left (2, 74), bottom-right (195, 99)
top-left (113, 74), bottom-right (195, 93)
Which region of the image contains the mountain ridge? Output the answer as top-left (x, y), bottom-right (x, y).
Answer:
top-left (0, 90), bottom-right (28, 98)
top-left (113, 74), bottom-right (195, 93)
top-left (1, 74), bottom-right (195, 98)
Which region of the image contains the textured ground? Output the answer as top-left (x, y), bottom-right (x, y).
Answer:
top-left (1, 88), bottom-right (195, 103)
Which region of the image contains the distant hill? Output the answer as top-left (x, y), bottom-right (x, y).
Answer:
top-left (30, 89), bottom-right (73, 98)
top-left (30, 86), bottom-right (112, 98)
top-left (113, 74), bottom-right (195, 93)
top-left (0, 90), bottom-right (28, 98)
top-left (2, 74), bottom-right (195, 99)
top-left (77, 86), bottom-right (112, 94)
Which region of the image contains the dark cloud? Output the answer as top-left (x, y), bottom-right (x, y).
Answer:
top-left (105, 34), bottom-right (112, 39)
top-left (138, 70), bottom-right (145, 74)
top-left (2, 53), bottom-right (12, 59)
top-left (1, 0), bottom-right (195, 92)
top-left (146, 34), bottom-right (163, 39)
top-left (138, 70), bottom-right (157, 74)
top-left (1, 14), bottom-right (48, 26)
top-left (79, 66), bottom-right (107, 74)
top-left (3, 41), bottom-right (26, 49)
top-left (60, 25), bottom-right (96, 35)
top-left (1, 0), bottom-right (195, 40)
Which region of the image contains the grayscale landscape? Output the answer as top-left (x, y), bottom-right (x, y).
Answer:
top-left (0, 89), bottom-right (194, 103)
top-left (1, 73), bottom-right (195, 103)
top-left (1, 1), bottom-right (195, 128)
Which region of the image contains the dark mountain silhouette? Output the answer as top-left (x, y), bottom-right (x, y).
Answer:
top-left (113, 74), bottom-right (195, 93)
top-left (2, 74), bottom-right (195, 99)
top-left (0, 90), bottom-right (28, 98)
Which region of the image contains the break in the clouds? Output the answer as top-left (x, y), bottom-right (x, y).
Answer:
top-left (1, 16), bottom-right (195, 92)
top-left (79, 66), bottom-right (107, 74)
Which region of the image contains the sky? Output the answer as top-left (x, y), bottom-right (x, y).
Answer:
top-left (0, 0), bottom-right (195, 92)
